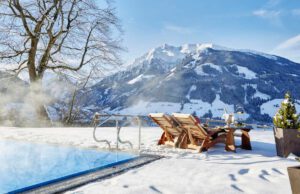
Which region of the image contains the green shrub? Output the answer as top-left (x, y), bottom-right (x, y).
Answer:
top-left (273, 92), bottom-right (300, 129)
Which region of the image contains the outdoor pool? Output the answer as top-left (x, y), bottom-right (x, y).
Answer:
top-left (0, 140), bottom-right (137, 193)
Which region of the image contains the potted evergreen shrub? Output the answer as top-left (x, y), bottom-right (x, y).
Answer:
top-left (273, 92), bottom-right (300, 157)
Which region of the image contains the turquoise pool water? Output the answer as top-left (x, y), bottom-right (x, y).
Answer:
top-left (0, 140), bottom-right (137, 193)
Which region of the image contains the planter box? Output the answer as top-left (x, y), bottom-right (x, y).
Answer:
top-left (273, 127), bottom-right (300, 157)
top-left (288, 166), bottom-right (300, 194)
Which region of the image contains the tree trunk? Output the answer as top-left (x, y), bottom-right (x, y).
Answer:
top-left (27, 37), bottom-right (52, 126)
top-left (30, 78), bottom-right (52, 127)
top-left (27, 38), bottom-right (38, 82)
top-left (65, 88), bottom-right (78, 124)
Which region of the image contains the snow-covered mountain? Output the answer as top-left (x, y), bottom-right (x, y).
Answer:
top-left (74, 43), bottom-right (300, 123)
top-left (126, 43), bottom-right (278, 70)
top-left (3, 43), bottom-right (299, 124)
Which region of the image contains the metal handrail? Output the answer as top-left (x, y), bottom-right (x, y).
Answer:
top-left (116, 120), bottom-right (133, 149)
top-left (92, 112), bottom-right (271, 150)
top-left (93, 113), bottom-right (142, 150)
top-left (93, 114), bottom-right (112, 149)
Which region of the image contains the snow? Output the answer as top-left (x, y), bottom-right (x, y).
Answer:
top-left (194, 63), bottom-right (220, 76)
top-left (283, 99), bottom-right (290, 104)
top-left (194, 66), bottom-right (208, 76)
top-left (181, 43), bottom-right (234, 54)
top-left (117, 101), bottom-right (181, 115)
top-left (253, 90), bottom-right (271, 100)
top-left (186, 85), bottom-right (197, 99)
top-left (243, 50), bottom-right (278, 60)
top-left (104, 88), bottom-right (110, 95)
top-left (206, 63), bottom-right (222, 72)
top-left (288, 73), bottom-right (299, 77)
top-left (115, 95), bottom-right (237, 119)
top-left (0, 126), bottom-right (298, 194)
top-left (145, 44), bottom-right (185, 63)
top-left (165, 72), bottom-right (175, 80)
top-left (180, 43), bottom-right (278, 60)
top-left (143, 75), bottom-right (155, 79)
top-left (242, 84), bottom-right (271, 100)
top-left (231, 65), bottom-right (257, 79)
top-left (194, 63), bottom-right (222, 76)
top-left (126, 43), bottom-right (278, 71)
top-left (127, 74), bottom-right (155, 85)
top-left (183, 95), bottom-right (237, 118)
top-left (115, 95), bottom-right (248, 119)
top-left (261, 99), bottom-right (300, 116)
top-left (127, 75), bottom-right (143, 85)
top-left (261, 99), bottom-right (282, 116)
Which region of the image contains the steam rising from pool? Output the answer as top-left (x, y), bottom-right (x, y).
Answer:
top-left (0, 77), bottom-right (72, 127)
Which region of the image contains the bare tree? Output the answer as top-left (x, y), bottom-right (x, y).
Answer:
top-left (0, 0), bottom-right (122, 122)
top-left (64, 67), bottom-right (93, 124)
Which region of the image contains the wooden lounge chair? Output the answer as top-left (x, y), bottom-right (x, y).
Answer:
top-left (172, 113), bottom-right (230, 152)
top-left (149, 113), bottom-right (185, 148)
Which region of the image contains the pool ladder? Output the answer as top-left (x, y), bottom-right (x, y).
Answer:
top-left (93, 113), bottom-right (142, 150)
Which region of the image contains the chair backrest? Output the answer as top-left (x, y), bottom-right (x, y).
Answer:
top-left (149, 113), bottom-right (182, 136)
top-left (172, 113), bottom-right (208, 139)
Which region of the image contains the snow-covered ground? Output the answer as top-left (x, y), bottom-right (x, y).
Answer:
top-left (117, 96), bottom-right (236, 119)
top-left (0, 126), bottom-right (298, 194)
top-left (261, 99), bottom-right (300, 116)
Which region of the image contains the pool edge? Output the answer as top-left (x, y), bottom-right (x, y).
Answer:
top-left (14, 154), bottom-right (163, 194)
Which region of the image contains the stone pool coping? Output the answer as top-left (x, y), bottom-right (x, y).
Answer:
top-left (15, 154), bottom-right (162, 194)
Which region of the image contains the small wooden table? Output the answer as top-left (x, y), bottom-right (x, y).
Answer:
top-left (223, 127), bottom-right (252, 152)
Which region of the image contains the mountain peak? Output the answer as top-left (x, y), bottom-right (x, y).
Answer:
top-left (180, 43), bottom-right (220, 53)
top-left (147, 43), bottom-right (236, 60)
top-left (150, 42), bottom-right (279, 59)
top-left (127, 43), bottom-right (280, 71)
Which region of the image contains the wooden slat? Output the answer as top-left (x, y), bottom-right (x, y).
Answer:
top-left (149, 113), bottom-right (182, 136)
top-left (155, 122), bottom-right (172, 127)
top-left (155, 120), bottom-right (172, 125)
top-left (187, 144), bottom-right (201, 150)
top-left (172, 113), bottom-right (208, 140)
top-left (177, 121), bottom-right (207, 135)
top-left (153, 117), bottom-right (172, 121)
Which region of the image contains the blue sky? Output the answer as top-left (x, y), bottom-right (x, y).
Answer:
top-left (114, 0), bottom-right (300, 63)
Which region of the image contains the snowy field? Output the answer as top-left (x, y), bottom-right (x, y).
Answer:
top-left (0, 126), bottom-right (298, 194)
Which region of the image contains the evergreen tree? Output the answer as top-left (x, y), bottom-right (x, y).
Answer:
top-left (203, 110), bottom-right (213, 118)
top-left (273, 92), bottom-right (299, 129)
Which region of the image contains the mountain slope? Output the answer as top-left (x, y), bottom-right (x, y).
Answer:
top-left (76, 43), bottom-right (300, 123)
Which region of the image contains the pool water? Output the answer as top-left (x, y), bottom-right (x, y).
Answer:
top-left (0, 140), bottom-right (137, 193)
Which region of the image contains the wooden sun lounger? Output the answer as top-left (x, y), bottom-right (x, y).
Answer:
top-left (149, 113), bottom-right (185, 148)
top-left (172, 113), bottom-right (228, 152)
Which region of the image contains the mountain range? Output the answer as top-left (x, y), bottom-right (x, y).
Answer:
top-left (72, 43), bottom-right (300, 123)
top-left (1, 43), bottom-right (300, 124)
